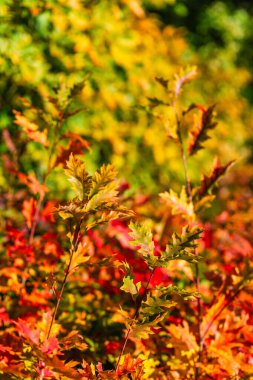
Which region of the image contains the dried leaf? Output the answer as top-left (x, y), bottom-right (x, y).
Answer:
top-left (188, 105), bottom-right (218, 155)
top-left (56, 132), bottom-right (90, 167)
top-left (194, 158), bottom-right (234, 199)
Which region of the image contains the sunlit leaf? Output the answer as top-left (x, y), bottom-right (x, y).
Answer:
top-left (65, 153), bottom-right (92, 201)
top-left (160, 187), bottom-right (194, 219)
top-left (120, 275), bottom-right (141, 295)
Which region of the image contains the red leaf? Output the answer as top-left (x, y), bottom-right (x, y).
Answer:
top-left (40, 336), bottom-right (59, 354)
top-left (96, 362), bottom-right (103, 372)
top-left (15, 319), bottom-right (40, 345)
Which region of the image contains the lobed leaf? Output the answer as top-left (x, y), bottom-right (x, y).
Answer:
top-left (141, 285), bottom-right (200, 317)
top-left (68, 240), bottom-right (91, 274)
top-left (85, 182), bottom-right (118, 212)
top-left (160, 187), bottom-right (194, 219)
top-left (156, 225), bottom-right (203, 266)
top-left (129, 221), bottom-right (155, 259)
top-left (65, 153), bottom-right (92, 201)
top-left (18, 173), bottom-right (48, 198)
top-left (89, 164), bottom-right (117, 199)
top-left (188, 105), bottom-right (218, 156)
top-left (130, 315), bottom-right (164, 340)
top-left (120, 275), bottom-right (141, 295)
top-left (14, 110), bottom-right (49, 147)
top-left (56, 132), bottom-right (90, 167)
top-left (194, 157), bottom-right (235, 200)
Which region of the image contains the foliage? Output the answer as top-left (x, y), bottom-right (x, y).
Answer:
top-left (1, 0), bottom-right (253, 194)
top-left (1, 1), bottom-right (253, 380)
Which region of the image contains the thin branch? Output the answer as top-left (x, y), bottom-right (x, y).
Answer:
top-left (172, 99), bottom-right (202, 379)
top-left (172, 100), bottom-right (192, 201)
top-left (29, 194), bottom-right (44, 245)
top-left (180, 141), bottom-right (192, 202)
top-left (46, 219), bottom-right (83, 340)
top-left (115, 267), bottom-right (156, 372)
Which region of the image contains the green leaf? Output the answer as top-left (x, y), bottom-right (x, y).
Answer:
top-left (155, 225), bottom-right (203, 266)
top-left (130, 315), bottom-right (164, 340)
top-left (129, 221), bottom-right (155, 259)
top-left (85, 185), bottom-right (118, 212)
top-left (147, 97), bottom-right (170, 108)
top-left (120, 275), bottom-right (141, 295)
top-left (141, 284), bottom-right (200, 321)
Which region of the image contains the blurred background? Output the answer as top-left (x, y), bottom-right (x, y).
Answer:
top-left (1, 0), bottom-right (253, 196)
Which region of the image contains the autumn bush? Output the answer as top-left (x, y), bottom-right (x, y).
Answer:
top-left (1, 1), bottom-right (253, 379)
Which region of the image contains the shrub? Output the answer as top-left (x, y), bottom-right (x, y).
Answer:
top-left (1, 1), bottom-right (253, 379)
top-left (1, 69), bottom-right (253, 379)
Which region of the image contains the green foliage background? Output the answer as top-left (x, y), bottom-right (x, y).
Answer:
top-left (1, 0), bottom-right (252, 192)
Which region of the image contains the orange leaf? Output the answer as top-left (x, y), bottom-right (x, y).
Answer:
top-left (18, 173), bottom-right (48, 198)
top-left (14, 110), bottom-right (49, 147)
top-left (22, 198), bottom-right (36, 229)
